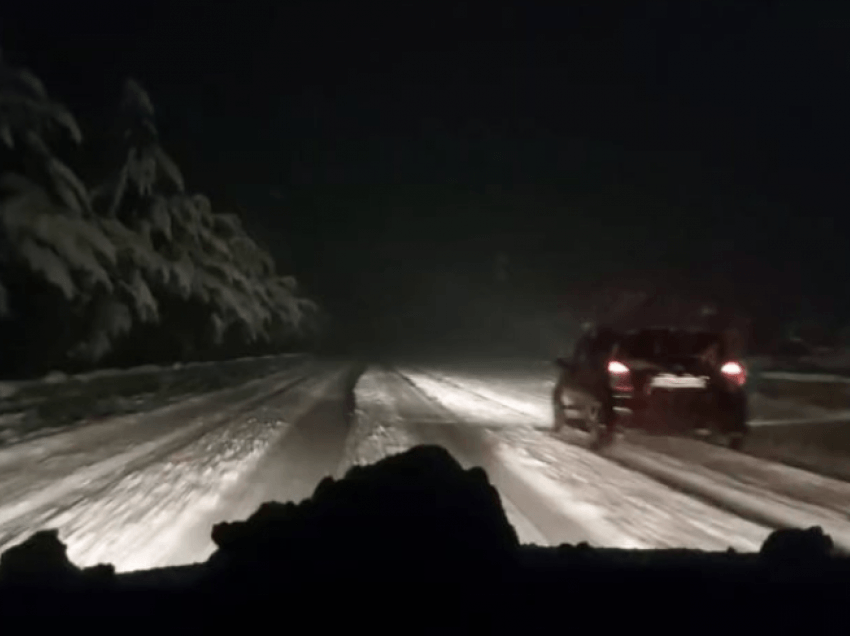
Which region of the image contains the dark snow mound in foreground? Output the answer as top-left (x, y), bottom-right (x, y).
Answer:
top-left (205, 444), bottom-right (520, 583)
top-left (1, 444), bottom-right (850, 631)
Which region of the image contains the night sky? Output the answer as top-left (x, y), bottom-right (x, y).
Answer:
top-left (3, 0), bottom-right (850, 350)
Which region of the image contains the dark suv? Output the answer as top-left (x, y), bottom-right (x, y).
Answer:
top-left (552, 326), bottom-right (749, 449)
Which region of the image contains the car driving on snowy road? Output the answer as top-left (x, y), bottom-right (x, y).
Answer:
top-left (553, 326), bottom-right (749, 449)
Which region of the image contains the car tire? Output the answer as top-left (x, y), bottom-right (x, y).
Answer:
top-left (573, 407), bottom-right (590, 432)
top-left (724, 393), bottom-right (748, 450)
top-left (584, 402), bottom-right (615, 449)
top-left (553, 403), bottom-right (567, 432)
top-left (727, 428), bottom-right (747, 451)
top-left (708, 391), bottom-right (748, 450)
top-left (705, 421), bottom-right (726, 446)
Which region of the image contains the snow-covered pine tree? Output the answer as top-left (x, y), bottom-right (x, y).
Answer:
top-left (91, 78), bottom-right (318, 363)
top-left (0, 58), bottom-right (319, 373)
top-left (0, 50), bottom-right (127, 372)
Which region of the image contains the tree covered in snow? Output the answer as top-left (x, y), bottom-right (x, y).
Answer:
top-left (0, 54), bottom-right (319, 377)
top-left (85, 79), bottom-right (317, 362)
top-left (0, 48), bottom-right (120, 369)
top-left (0, 49), bottom-right (96, 303)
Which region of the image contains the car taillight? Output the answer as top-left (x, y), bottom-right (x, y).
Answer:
top-left (607, 360), bottom-right (634, 392)
top-left (721, 361), bottom-right (746, 386)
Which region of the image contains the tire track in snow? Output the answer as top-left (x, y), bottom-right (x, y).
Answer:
top-left (390, 369), bottom-right (665, 548)
top-left (347, 366), bottom-right (551, 546)
top-left (404, 365), bottom-right (552, 424)
top-left (151, 367), bottom-right (355, 570)
top-left (401, 367), bottom-right (850, 552)
top-left (0, 364), bottom-right (323, 564)
top-left (396, 367), bottom-right (771, 551)
top-left (594, 438), bottom-right (850, 554)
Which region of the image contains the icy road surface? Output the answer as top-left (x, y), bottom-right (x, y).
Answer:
top-left (2, 357), bottom-right (850, 572)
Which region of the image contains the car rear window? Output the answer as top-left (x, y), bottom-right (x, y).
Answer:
top-left (617, 330), bottom-right (722, 359)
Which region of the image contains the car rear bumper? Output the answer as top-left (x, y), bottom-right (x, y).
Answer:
top-left (612, 388), bottom-right (746, 431)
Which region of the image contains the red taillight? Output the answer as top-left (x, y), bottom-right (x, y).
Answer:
top-left (607, 360), bottom-right (634, 392)
top-left (721, 361), bottom-right (746, 386)
top-left (608, 361), bottom-right (629, 374)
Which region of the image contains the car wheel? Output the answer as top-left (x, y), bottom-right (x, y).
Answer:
top-left (584, 402), bottom-right (600, 428)
top-left (705, 418), bottom-right (747, 450)
top-left (584, 402), bottom-right (614, 449)
top-left (705, 421), bottom-right (726, 446)
top-left (553, 403), bottom-right (567, 432)
top-left (727, 429), bottom-right (747, 451)
top-left (570, 404), bottom-right (590, 432)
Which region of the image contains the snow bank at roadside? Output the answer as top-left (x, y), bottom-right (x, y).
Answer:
top-left (0, 353), bottom-right (309, 395)
top-left (0, 354), bottom-right (314, 449)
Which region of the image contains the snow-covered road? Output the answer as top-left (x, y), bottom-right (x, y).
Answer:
top-left (0, 358), bottom-right (350, 570)
top-left (1, 357), bottom-right (849, 573)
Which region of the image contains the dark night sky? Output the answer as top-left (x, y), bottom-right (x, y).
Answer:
top-left (3, 0), bottom-right (850, 348)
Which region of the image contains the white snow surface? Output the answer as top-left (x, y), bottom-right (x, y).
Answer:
top-left (365, 367), bottom-right (770, 551)
top-left (132, 369), bottom-right (348, 570)
top-left (3, 358), bottom-right (850, 575)
top-left (350, 367), bottom-right (553, 545)
top-left (600, 437), bottom-right (850, 553)
top-left (395, 367), bottom-right (545, 428)
top-left (0, 361), bottom-right (322, 571)
top-left (341, 368), bottom-right (421, 475)
top-left (395, 364), bottom-right (850, 551)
